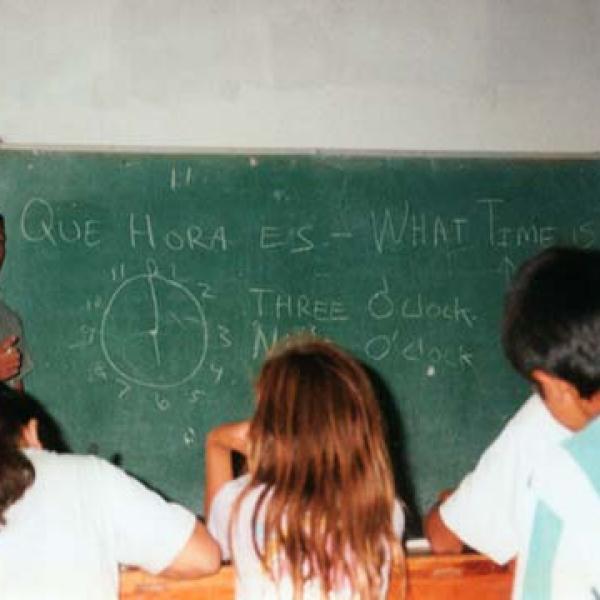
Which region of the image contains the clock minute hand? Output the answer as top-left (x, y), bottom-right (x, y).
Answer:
top-left (149, 328), bottom-right (161, 366)
top-left (147, 274), bottom-right (162, 367)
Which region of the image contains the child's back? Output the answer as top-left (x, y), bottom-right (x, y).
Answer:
top-left (0, 449), bottom-right (195, 600)
top-left (206, 336), bottom-right (404, 599)
top-left (425, 246), bottom-right (600, 599)
top-left (210, 475), bottom-right (403, 599)
top-left (0, 385), bottom-right (220, 600)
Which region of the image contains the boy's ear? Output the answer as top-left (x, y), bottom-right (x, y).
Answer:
top-left (531, 369), bottom-right (575, 402)
top-left (21, 418), bottom-right (42, 449)
top-left (584, 389), bottom-right (600, 419)
top-left (532, 369), bottom-right (600, 430)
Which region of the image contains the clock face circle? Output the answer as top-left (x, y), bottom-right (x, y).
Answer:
top-left (100, 269), bottom-right (208, 389)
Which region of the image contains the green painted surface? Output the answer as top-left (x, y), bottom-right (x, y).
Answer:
top-left (2, 150), bottom-right (598, 525)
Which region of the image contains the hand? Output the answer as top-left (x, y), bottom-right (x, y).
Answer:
top-left (206, 420), bottom-right (250, 457)
top-left (424, 488), bottom-right (463, 554)
top-left (437, 488), bottom-right (455, 504)
top-left (0, 335), bottom-right (21, 381)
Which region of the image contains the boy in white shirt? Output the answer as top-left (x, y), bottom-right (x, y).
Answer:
top-left (425, 246), bottom-right (600, 600)
top-left (0, 384), bottom-right (221, 600)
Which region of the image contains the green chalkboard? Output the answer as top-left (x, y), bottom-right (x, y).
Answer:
top-left (1, 150), bottom-right (599, 531)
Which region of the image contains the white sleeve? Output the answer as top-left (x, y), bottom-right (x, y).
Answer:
top-left (440, 426), bottom-right (520, 564)
top-left (393, 500), bottom-right (405, 539)
top-left (207, 479), bottom-right (243, 561)
top-left (93, 458), bottom-right (196, 574)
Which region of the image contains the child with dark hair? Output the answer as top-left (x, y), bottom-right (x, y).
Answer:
top-left (205, 336), bottom-right (404, 599)
top-left (0, 384), bottom-right (220, 599)
top-left (425, 246), bottom-right (600, 599)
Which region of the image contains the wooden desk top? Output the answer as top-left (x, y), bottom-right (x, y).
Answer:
top-left (120, 553), bottom-right (513, 599)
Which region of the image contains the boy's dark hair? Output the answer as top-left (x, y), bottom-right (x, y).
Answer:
top-left (502, 246), bottom-right (600, 398)
top-left (0, 385), bottom-right (69, 525)
top-left (0, 385), bottom-right (36, 525)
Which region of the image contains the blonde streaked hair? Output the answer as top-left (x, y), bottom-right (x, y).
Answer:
top-left (233, 335), bottom-right (402, 599)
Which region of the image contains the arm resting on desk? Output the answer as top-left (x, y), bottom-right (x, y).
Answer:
top-left (424, 503), bottom-right (464, 555)
top-left (159, 521), bottom-right (221, 579)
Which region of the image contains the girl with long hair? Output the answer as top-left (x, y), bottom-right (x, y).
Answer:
top-left (206, 336), bottom-right (403, 599)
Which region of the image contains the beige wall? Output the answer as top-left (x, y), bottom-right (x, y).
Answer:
top-left (1, 0), bottom-right (599, 152)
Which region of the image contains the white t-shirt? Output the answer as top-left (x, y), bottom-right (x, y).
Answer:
top-left (208, 475), bottom-right (404, 600)
top-left (516, 416), bottom-right (600, 600)
top-left (0, 449), bottom-right (196, 600)
top-left (440, 393), bottom-right (571, 598)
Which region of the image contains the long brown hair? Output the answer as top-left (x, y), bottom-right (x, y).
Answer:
top-left (234, 336), bottom-right (401, 598)
top-left (0, 384), bottom-right (35, 526)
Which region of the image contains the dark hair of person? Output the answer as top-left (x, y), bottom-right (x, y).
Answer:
top-left (502, 246), bottom-right (600, 398)
top-left (0, 384), bottom-right (36, 525)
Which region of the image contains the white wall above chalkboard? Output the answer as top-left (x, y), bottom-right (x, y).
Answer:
top-left (1, 1), bottom-right (600, 152)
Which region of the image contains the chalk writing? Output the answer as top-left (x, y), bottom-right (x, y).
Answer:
top-left (189, 389), bottom-right (206, 404)
top-left (111, 263), bottom-right (127, 282)
top-left (86, 361), bottom-right (109, 384)
top-left (259, 225), bottom-right (314, 253)
top-left (69, 324), bottom-right (96, 349)
top-left (401, 337), bottom-right (473, 369)
top-left (170, 165), bottom-right (193, 191)
top-left (367, 279), bottom-right (476, 328)
top-left (252, 321), bottom-right (318, 359)
top-left (20, 198), bottom-right (101, 247)
top-left (91, 362), bottom-right (108, 382)
top-left (365, 330), bottom-right (399, 361)
top-left (129, 213), bottom-right (227, 252)
top-left (249, 287), bottom-right (349, 321)
top-left (217, 325), bottom-right (232, 347)
top-left (572, 222), bottom-right (595, 247)
top-left (252, 321), bottom-right (279, 359)
top-left (367, 277), bottom-right (394, 320)
top-left (197, 282), bottom-right (216, 300)
top-left (497, 255), bottom-right (517, 285)
top-left (210, 363), bottom-right (224, 383)
top-left (365, 331), bottom-right (474, 370)
top-left (478, 199), bottom-right (558, 248)
top-left (116, 378), bottom-right (131, 400)
top-left (86, 296), bottom-right (104, 312)
top-left (100, 262), bottom-right (208, 389)
top-left (183, 427), bottom-right (197, 446)
top-left (154, 393), bottom-right (170, 411)
top-left (371, 203), bottom-right (468, 253)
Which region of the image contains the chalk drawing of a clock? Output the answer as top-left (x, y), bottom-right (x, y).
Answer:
top-left (100, 261), bottom-right (208, 389)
